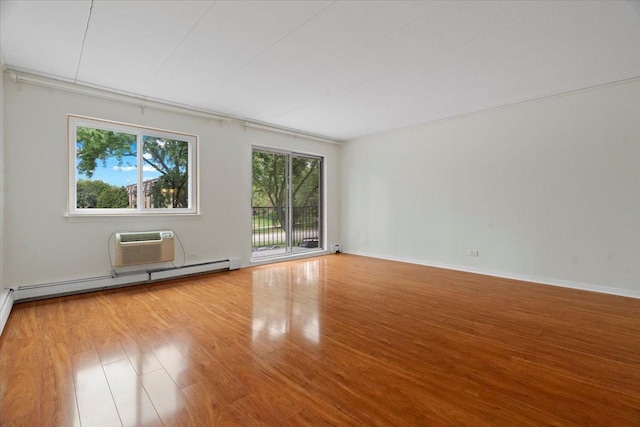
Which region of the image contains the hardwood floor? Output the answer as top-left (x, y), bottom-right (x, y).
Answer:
top-left (1, 254), bottom-right (639, 426)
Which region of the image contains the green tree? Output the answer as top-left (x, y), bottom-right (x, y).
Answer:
top-left (97, 186), bottom-right (129, 208)
top-left (76, 128), bottom-right (188, 208)
top-left (252, 151), bottom-right (286, 213)
top-left (143, 137), bottom-right (189, 208)
top-left (77, 179), bottom-right (111, 208)
top-left (291, 157), bottom-right (320, 215)
top-left (77, 179), bottom-right (129, 209)
top-left (76, 127), bottom-right (137, 178)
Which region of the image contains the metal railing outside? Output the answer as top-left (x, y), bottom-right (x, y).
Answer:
top-left (252, 206), bottom-right (319, 250)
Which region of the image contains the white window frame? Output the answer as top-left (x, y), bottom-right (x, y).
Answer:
top-left (68, 114), bottom-right (198, 216)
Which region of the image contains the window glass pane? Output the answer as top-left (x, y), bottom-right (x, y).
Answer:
top-left (142, 136), bottom-right (189, 209)
top-left (292, 156), bottom-right (321, 251)
top-left (75, 126), bottom-right (137, 209)
top-left (252, 151), bottom-right (288, 258)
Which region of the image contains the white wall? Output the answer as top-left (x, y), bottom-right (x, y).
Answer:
top-left (0, 55), bottom-right (12, 335)
top-left (341, 79), bottom-right (640, 296)
top-left (2, 73), bottom-right (340, 289)
top-left (0, 57), bottom-right (4, 297)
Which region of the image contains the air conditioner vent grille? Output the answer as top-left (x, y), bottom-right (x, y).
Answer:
top-left (120, 232), bottom-right (162, 243)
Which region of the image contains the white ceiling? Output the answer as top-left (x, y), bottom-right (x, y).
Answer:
top-left (1, 0), bottom-right (639, 141)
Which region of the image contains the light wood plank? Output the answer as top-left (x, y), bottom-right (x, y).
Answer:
top-left (139, 368), bottom-right (191, 426)
top-left (103, 357), bottom-right (163, 427)
top-left (72, 350), bottom-right (121, 427)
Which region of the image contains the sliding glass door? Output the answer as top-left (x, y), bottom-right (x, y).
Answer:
top-left (252, 149), bottom-right (322, 259)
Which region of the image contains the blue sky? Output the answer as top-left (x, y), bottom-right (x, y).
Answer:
top-left (76, 153), bottom-right (161, 187)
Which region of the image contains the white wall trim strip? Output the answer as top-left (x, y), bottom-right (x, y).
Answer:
top-left (347, 75), bottom-right (640, 143)
top-left (345, 250), bottom-right (640, 300)
top-left (0, 289), bottom-right (15, 336)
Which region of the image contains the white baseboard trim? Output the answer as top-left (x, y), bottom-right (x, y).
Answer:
top-left (15, 273), bottom-right (150, 301)
top-left (344, 250), bottom-right (640, 299)
top-left (14, 258), bottom-right (241, 302)
top-left (246, 249), bottom-right (329, 268)
top-left (1, 289), bottom-right (15, 336)
top-left (149, 259), bottom-right (234, 280)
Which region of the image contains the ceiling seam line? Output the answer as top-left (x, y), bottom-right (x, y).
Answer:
top-left (222, 0), bottom-right (336, 82)
top-left (74, 0), bottom-right (94, 83)
top-left (154, 1), bottom-right (217, 76)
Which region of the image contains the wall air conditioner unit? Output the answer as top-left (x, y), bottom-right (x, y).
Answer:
top-left (114, 231), bottom-right (175, 267)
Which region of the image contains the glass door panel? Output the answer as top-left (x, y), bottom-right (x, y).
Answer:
top-left (291, 156), bottom-right (321, 254)
top-left (252, 151), bottom-right (288, 259)
top-left (252, 149), bottom-right (322, 260)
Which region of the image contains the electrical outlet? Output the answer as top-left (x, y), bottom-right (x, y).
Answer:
top-left (467, 249), bottom-right (479, 257)
top-left (332, 244), bottom-right (341, 254)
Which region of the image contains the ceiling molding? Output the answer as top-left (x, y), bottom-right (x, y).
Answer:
top-left (6, 68), bottom-right (342, 145)
top-left (346, 75), bottom-right (640, 143)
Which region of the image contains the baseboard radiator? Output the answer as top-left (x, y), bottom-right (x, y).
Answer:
top-left (14, 258), bottom-right (241, 302)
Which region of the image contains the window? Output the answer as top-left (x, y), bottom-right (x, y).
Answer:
top-left (252, 148), bottom-right (323, 259)
top-left (68, 115), bottom-right (197, 215)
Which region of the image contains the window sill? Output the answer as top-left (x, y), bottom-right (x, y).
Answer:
top-left (65, 211), bottom-right (202, 222)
